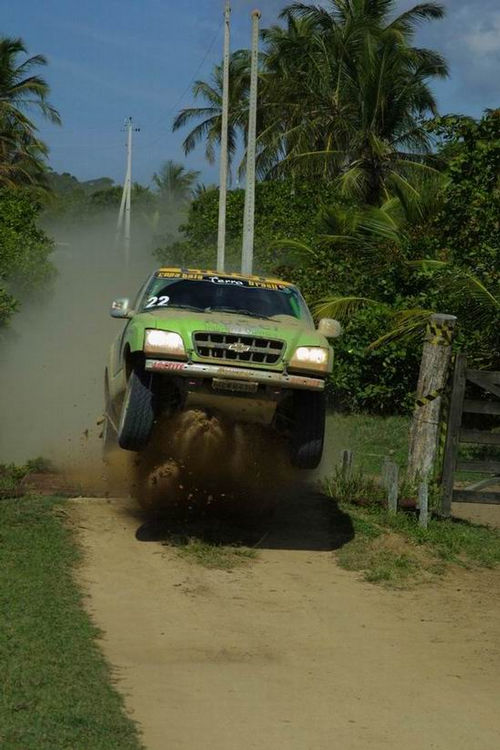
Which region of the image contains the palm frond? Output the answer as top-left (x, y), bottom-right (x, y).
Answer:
top-left (461, 274), bottom-right (500, 310)
top-left (268, 238), bottom-right (316, 256)
top-left (313, 295), bottom-right (380, 322)
top-left (406, 258), bottom-right (448, 271)
top-left (369, 308), bottom-right (434, 349)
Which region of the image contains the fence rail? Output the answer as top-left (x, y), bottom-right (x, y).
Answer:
top-left (441, 354), bottom-right (500, 514)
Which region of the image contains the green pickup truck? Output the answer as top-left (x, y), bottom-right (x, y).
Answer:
top-left (104, 267), bottom-right (341, 469)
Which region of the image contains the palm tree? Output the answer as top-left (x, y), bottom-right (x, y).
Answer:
top-left (0, 36), bottom-right (60, 188)
top-left (152, 160), bottom-right (200, 205)
top-left (172, 50), bottom-right (250, 177)
top-left (174, 2), bottom-right (447, 203)
top-left (259, 1), bottom-right (448, 202)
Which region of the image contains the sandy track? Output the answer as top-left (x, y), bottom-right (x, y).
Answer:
top-left (70, 493), bottom-right (500, 750)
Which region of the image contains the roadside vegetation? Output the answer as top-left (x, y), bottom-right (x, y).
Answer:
top-left (323, 468), bottom-right (500, 587)
top-left (0, 457), bottom-right (54, 497)
top-left (0, 495), bottom-right (143, 750)
top-left (324, 413), bottom-right (409, 474)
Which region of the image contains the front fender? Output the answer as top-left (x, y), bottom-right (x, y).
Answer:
top-left (123, 313), bottom-right (159, 353)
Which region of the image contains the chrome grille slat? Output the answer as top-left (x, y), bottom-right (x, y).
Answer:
top-left (193, 332), bottom-right (285, 365)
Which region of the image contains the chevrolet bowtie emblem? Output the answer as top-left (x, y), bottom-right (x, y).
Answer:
top-left (228, 342), bottom-right (251, 353)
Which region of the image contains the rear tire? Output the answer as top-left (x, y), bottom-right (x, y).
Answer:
top-left (290, 391), bottom-right (325, 469)
top-left (118, 365), bottom-right (155, 451)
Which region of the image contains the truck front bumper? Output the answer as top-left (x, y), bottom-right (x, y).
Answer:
top-left (144, 359), bottom-right (324, 391)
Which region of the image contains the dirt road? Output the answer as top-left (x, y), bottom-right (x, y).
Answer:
top-left (70, 492), bottom-right (500, 750)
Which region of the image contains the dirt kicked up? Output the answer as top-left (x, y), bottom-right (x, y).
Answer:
top-left (106, 409), bottom-right (298, 517)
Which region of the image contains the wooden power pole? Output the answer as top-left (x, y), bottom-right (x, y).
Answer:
top-left (216, 0), bottom-right (231, 273)
top-left (116, 117), bottom-right (139, 270)
top-left (407, 313), bottom-right (457, 481)
top-left (241, 9), bottom-right (261, 276)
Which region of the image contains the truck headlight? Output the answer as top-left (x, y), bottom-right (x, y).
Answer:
top-left (290, 346), bottom-right (329, 373)
top-left (144, 330), bottom-right (186, 358)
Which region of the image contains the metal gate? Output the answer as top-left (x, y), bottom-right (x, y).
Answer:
top-left (441, 354), bottom-right (500, 514)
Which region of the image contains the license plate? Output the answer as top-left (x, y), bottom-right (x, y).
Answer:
top-left (212, 378), bottom-right (258, 394)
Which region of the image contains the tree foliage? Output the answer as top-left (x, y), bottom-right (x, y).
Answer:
top-left (0, 189), bottom-right (55, 327)
top-left (154, 178), bottom-right (339, 272)
top-left (152, 160), bottom-right (200, 205)
top-left (0, 36), bottom-right (60, 189)
top-left (174, 0), bottom-right (447, 204)
top-left (429, 110), bottom-right (499, 280)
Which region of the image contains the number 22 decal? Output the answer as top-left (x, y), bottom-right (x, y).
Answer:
top-left (145, 295), bottom-right (170, 308)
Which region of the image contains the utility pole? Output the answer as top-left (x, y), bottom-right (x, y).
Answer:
top-left (216, 0), bottom-right (231, 273)
top-left (241, 9), bottom-right (260, 276)
top-left (124, 118), bottom-right (133, 269)
top-left (116, 116), bottom-right (139, 270)
top-left (116, 175), bottom-right (127, 238)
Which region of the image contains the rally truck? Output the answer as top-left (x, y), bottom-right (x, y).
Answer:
top-left (103, 267), bottom-right (341, 469)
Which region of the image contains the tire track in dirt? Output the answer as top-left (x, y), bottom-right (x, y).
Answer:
top-left (70, 493), bottom-right (500, 750)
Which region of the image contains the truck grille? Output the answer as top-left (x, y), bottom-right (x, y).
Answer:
top-left (193, 332), bottom-right (285, 365)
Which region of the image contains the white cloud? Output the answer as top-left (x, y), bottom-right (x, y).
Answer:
top-left (464, 11), bottom-right (500, 55)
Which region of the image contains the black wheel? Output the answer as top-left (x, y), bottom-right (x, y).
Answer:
top-left (117, 365), bottom-right (155, 451)
top-left (290, 391), bottom-right (325, 469)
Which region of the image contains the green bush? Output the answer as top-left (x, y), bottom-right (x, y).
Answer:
top-left (0, 189), bottom-right (55, 328)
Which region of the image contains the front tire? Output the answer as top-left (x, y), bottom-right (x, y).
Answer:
top-left (290, 391), bottom-right (325, 469)
top-left (118, 365), bottom-right (155, 451)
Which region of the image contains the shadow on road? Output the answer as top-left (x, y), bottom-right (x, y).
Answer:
top-left (133, 482), bottom-right (354, 553)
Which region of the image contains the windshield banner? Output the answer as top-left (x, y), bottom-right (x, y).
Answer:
top-left (155, 270), bottom-right (288, 291)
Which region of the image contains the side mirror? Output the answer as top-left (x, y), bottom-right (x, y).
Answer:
top-left (110, 297), bottom-right (131, 319)
top-left (318, 317), bottom-right (342, 338)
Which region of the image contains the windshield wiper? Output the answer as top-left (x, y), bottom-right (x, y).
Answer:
top-left (204, 306), bottom-right (273, 320)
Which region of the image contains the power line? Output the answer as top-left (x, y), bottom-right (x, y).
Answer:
top-left (138, 19), bottom-right (223, 149)
top-left (48, 18), bottom-right (224, 172)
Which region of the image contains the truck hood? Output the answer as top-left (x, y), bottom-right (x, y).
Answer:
top-left (129, 309), bottom-right (330, 368)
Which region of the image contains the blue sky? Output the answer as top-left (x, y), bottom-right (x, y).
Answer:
top-left (4, 0), bottom-right (499, 186)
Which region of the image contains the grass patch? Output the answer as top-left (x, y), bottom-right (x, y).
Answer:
top-left (323, 470), bottom-right (500, 587)
top-left (323, 413), bottom-right (494, 483)
top-left (324, 413), bottom-right (409, 475)
top-left (0, 464), bottom-right (27, 496)
top-left (173, 537), bottom-right (257, 569)
top-left (0, 458), bottom-right (55, 497)
top-left (0, 495), bottom-right (143, 750)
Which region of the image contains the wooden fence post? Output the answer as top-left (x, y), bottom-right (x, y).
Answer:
top-left (341, 449), bottom-right (353, 478)
top-left (386, 461), bottom-right (399, 514)
top-left (418, 481), bottom-right (429, 529)
top-left (407, 313), bottom-right (457, 481)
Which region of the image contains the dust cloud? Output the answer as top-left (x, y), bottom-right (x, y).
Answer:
top-left (0, 210), bottom-right (296, 512)
top-left (0, 212), bottom-right (155, 470)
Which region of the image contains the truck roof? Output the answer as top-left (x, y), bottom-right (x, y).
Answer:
top-left (156, 267), bottom-right (295, 288)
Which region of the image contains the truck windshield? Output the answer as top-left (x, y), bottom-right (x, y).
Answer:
top-left (141, 276), bottom-right (313, 324)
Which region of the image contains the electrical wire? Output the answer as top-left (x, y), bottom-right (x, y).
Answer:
top-left (138, 19), bottom-right (223, 149)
